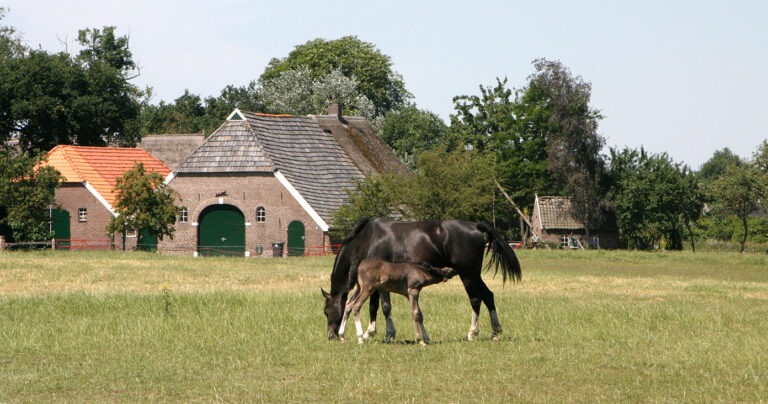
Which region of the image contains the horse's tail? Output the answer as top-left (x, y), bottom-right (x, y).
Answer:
top-left (477, 222), bottom-right (522, 283)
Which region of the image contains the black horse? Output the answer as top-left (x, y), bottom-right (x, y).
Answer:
top-left (322, 218), bottom-right (522, 341)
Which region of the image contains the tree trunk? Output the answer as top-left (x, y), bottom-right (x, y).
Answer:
top-left (740, 215), bottom-right (748, 253)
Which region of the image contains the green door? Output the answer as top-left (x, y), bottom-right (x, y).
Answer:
top-left (52, 209), bottom-right (70, 248)
top-left (198, 205), bottom-right (245, 256)
top-left (138, 228), bottom-right (158, 251)
top-left (287, 220), bottom-right (305, 257)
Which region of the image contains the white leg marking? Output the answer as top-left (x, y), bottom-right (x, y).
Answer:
top-left (363, 320), bottom-right (377, 340)
top-left (467, 311), bottom-right (480, 341)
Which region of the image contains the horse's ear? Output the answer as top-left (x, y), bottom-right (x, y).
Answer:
top-left (321, 288), bottom-right (331, 298)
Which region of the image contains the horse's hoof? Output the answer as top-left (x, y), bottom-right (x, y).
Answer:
top-left (357, 339), bottom-right (365, 344)
top-left (383, 336), bottom-right (394, 344)
top-left (491, 334), bottom-right (501, 342)
top-left (339, 337), bottom-right (346, 343)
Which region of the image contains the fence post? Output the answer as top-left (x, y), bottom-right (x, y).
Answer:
top-left (0, 236), bottom-right (5, 251)
top-left (51, 238), bottom-right (56, 250)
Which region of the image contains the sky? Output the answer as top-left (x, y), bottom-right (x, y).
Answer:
top-left (4, 0), bottom-right (767, 169)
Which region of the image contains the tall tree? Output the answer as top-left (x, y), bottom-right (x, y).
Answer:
top-left (258, 66), bottom-right (374, 117)
top-left (608, 147), bottom-right (704, 250)
top-left (107, 162), bottom-right (179, 249)
top-left (0, 150), bottom-right (62, 241)
top-left (260, 36), bottom-right (411, 116)
top-left (379, 105), bottom-right (446, 168)
top-left (521, 59), bottom-right (606, 234)
top-left (698, 148), bottom-right (742, 182)
top-left (0, 24), bottom-right (143, 152)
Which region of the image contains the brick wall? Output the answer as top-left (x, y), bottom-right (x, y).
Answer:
top-left (163, 173), bottom-right (328, 257)
top-left (54, 183), bottom-right (134, 249)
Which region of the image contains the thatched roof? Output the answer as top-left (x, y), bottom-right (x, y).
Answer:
top-left (174, 109), bottom-right (394, 227)
top-left (138, 134), bottom-right (205, 170)
top-left (535, 195), bottom-right (583, 230)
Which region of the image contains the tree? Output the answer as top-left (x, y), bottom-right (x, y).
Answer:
top-left (698, 148), bottom-right (742, 182)
top-left (331, 173), bottom-right (407, 234)
top-left (260, 36), bottom-right (411, 116)
top-left (379, 105), bottom-right (446, 168)
top-left (521, 59), bottom-right (606, 235)
top-left (0, 24), bottom-right (144, 152)
top-left (709, 163), bottom-right (767, 252)
top-left (258, 66), bottom-right (374, 117)
top-left (607, 147), bottom-right (704, 250)
top-left (0, 150), bottom-right (62, 241)
top-left (405, 148), bottom-right (498, 222)
top-left (107, 162), bottom-right (179, 250)
top-left (448, 77), bottom-right (550, 222)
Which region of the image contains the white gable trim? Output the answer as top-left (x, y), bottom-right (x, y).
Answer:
top-left (226, 108), bottom-right (245, 121)
top-left (84, 181), bottom-right (117, 217)
top-left (274, 170), bottom-right (329, 232)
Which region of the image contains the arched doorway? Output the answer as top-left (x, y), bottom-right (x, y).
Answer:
top-left (198, 204), bottom-right (245, 256)
top-left (287, 220), bottom-right (305, 256)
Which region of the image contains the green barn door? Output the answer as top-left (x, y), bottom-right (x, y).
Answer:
top-left (198, 205), bottom-right (245, 256)
top-left (138, 228), bottom-right (158, 251)
top-left (52, 209), bottom-right (70, 248)
top-left (287, 220), bottom-right (305, 256)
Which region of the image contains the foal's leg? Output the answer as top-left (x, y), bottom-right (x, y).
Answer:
top-left (363, 289), bottom-right (380, 339)
top-left (352, 289), bottom-right (373, 344)
top-left (408, 289), bottom-right (429, 346)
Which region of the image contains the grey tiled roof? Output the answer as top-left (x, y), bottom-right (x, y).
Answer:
top-left (537, 196), bottom-right (584, 230)
top-left (174, 111), bottom-right (366, 223)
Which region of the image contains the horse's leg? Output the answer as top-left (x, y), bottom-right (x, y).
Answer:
top-left (363, 289), bottom-right (380, 339)
top-left (380, 291), bottom-right (396, 343)
top-left (475, 278), bottom-right (503, 341)
top-left (460, 276), bottom-right (483, 341)
top-left (408, 289), bottom-right (429, 346)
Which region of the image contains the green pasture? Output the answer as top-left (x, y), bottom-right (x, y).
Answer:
top-left (1, 250), bottom-right (767, 402)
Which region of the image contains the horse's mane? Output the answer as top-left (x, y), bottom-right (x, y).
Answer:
top-left (329, 218), bottom-right (374, 294)
top-left (342, 217), bottom-right (373, 244)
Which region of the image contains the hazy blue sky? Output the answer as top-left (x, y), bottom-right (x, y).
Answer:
top-left (5, 0), bottom-right (767, 169)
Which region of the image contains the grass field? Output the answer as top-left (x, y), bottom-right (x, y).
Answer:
top-left (1, 250), bottom-right (767, 402)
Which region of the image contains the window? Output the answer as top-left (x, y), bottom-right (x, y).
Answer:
top-left (560, 235), bottom-right (570, 248)
top-left (78, 208), bottom-right (87, 222)
top-left (179, 208), bottom-right (188, 223)
top-left (126, 229), bottom-right (137, 238)
top-left (256, 207), bottom-right (266, 223)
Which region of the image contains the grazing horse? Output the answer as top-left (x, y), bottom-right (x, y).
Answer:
top-left (322, 218), bottom-right (521, 341)
top-left (338, 258), bottom-right (456, 345)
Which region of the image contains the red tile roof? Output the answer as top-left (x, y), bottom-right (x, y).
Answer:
top-left (42, 145), bottom-right (171, 209)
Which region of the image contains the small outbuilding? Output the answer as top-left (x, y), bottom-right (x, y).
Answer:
top-left (530, 194), bottom-right (619, 249)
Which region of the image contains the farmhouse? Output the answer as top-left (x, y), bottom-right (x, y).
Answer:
top-left (41, 145), bottom-right (172, 249)
top-left (530, 194), bottom-right (619, 249)
top-left (161, 105), bottom-right (405, 257)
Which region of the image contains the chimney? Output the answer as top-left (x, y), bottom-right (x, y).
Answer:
top-left (327, 103), bottom-right (342, 119)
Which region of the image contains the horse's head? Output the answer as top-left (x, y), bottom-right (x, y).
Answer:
top-left (322, 288), bottom-right (345, 340)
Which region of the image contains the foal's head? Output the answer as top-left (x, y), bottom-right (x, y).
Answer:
top-left (322, 289), bottom-right (344, 340)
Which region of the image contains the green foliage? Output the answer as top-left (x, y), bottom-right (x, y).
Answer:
top-left (607, 147), bottom-right (704, 250)
top-left (331, 174), bottom-right (407, 234)
top-left (698, 147), bottom-right (743, 183)
top-left (139, 84), bottom-right (262, 136)
top-left (406, 148), bottom-right (498, 221)
top-left (260, 36), bottom-right (411, 116)
top-left (708, 163), bottom-right (768, 252)
top-left (379, 105), bottom-right (446, 168)
top-left (0, 25), bottom-right (143, 152)
top-left (0, 151), bottom-right (62, 241)
top-left (257, 66), bottom-right (374, 117)
top-left (107, 163), bottom-right (179, 242)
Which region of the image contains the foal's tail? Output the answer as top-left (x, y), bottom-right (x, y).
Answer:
top-left (477, 223), bottom-right (522, 283)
